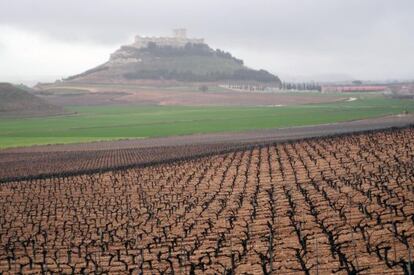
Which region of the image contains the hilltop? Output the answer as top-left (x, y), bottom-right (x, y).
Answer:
top-left (66, 30), bottom-right (281, 85)
top-left (0, 83), bottom-right (66, 117)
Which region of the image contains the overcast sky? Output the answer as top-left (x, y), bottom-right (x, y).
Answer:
top-left (1, 0), bottom-right (413, 84)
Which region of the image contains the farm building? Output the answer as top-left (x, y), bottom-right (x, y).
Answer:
top-left (322, 85), bottom-right (389, 93)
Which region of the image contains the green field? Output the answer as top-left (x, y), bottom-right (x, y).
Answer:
top-left (0, 97), bottom-right (413, 148)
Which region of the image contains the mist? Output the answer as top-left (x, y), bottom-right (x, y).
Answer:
top-left (1, 0), bottom-right (414, 83)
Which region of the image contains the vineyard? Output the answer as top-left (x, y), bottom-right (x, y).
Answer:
top-left (1, 127), bottom-right (414, 274)
top-left (0, 142), bottom-right (250, 183)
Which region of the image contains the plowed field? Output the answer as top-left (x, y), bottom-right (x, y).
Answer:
top-left (1, 128), bottom-right (414, 274)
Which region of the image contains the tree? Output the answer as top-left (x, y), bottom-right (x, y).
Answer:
top-left (199, 85), bottom-right (209, 92)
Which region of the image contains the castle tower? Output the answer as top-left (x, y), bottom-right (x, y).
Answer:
top-left (173, 28), bottom-right (187, 39)
top-left (131, 29), bottom-right (204, 50)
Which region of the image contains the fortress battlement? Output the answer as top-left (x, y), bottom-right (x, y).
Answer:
top-left (132, 29), bottom-right (204, 49)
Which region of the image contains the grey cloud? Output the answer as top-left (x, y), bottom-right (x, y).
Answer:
top-left (1, 0), bottom-right (414, 80)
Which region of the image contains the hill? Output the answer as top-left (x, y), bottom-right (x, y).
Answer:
top-left (66, 33), bottom-right (281, 85)
top-left (0, 83), bottom-right (66, 117)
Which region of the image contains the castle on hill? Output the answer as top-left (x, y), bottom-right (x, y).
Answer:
top-left (108, 29), bottom-right (205, 64)
top-left (132, 29), bottom-right (204, 49)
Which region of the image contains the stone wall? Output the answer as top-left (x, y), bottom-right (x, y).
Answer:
top-left (132, 36), bottom-right (205, 49)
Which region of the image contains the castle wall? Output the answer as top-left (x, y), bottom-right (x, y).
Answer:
top-left (108, 30), bottom-right (205, 64)
top-left (133, 36), bottom-right (205, 49)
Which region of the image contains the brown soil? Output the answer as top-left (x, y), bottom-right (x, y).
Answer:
top-left (36, 83), bottom-right (344, 106)
top-left (117, 89), bottom-right (343, 106)
top-left (1, 128), bottom-right (413, 274)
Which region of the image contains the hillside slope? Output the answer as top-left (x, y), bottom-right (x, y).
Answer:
top-left (0, 83), bottom-right (66, 117)
top-left (66, 42), bottom-right (281, 85)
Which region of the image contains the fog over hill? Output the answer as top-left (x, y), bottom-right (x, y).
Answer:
top-left (66, 31), bottom-right (281, 85)
top-left (1, 0), bottom-right (413, 83)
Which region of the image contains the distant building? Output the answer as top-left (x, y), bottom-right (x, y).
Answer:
top-left (109, 29), bottom-right (205, 65)
top-left (173, 28), bottom-right (187, 39)
top-left (322, 85), bottom-right (389, 93)
top-left (132, 29), bottom-right (204, 49)
top-left (388, 83), bottom-right (414, 97)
